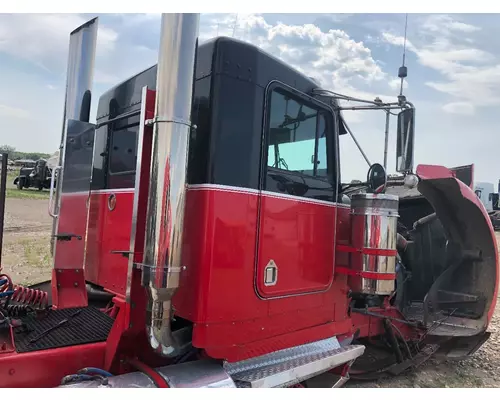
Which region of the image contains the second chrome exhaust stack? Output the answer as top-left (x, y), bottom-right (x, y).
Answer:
top-left (141, 13), bottom-right (199, 357)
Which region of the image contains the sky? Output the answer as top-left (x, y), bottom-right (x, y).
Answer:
top-left (0, 12), bottom-right (499, 184)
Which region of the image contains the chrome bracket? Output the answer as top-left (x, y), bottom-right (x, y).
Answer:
top-left (134, 263), bottom-right (187, 289)
top-left (133, 263), bottom-right (186, 273)
top-left (145, 116), bottom-right (197, 130)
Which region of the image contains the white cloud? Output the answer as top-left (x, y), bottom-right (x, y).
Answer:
top-left (422, 15), bottom-right (481, 34)
top-left (442, 101), bottom-right (475, 115)
top-left (0, 104), bottom-right (30, 119)
top-left (380, 14), bottom-right (500, 109)
top-left (198, 14), bottom-right (388, 91)
top-left (388, 78), bottom-right (408, 91)
top-left (238, 15), bottom-right (386, 87)
top-left (197, 13), bottom-right (400, 127)
top-left (0, 12), bottom-right (393, 110)
top-left (381, 32), bottom-right (416, 52)
top-left (0, 14), bottom-right (118, 73)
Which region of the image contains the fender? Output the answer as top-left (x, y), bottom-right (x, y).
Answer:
top-left (416, 164), bottom-right (498, 327)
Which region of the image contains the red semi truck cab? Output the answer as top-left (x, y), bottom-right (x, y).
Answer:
top-left (0, 14), bottom-right (496, 388)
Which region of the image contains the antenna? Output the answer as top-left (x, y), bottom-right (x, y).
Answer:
top-left (398, 13), bottom-right (409, 97)
top-left (232, 14), bottom-right (238, 37)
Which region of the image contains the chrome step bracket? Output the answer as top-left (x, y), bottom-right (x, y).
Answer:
top-left (157, 359), bottom-right (237, 388)
top-left (223, 337), bottom-right (365, 388)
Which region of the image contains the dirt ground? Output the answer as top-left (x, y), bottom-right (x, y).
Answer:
top-left (1, 196), bottom-right (500, 388)
top-left (1, 197), bottom-right (52, 285)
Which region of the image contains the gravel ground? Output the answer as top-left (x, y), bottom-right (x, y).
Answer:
top-left (1, 197), bottom-right (52, 285)
top-left (1, 197), bottom-right (499, 388)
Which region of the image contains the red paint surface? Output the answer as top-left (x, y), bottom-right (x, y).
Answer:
top-left (103, 88), bottom-right (156, 371)
top-left (85, 185), bottom-right (356, 362)
top-left (85, 191), bottom-right (134, 296)
top-left (416, 164), bottom-right (455, 180)
top-left (52, 193), bottom-right (89, 308)
top-left (51, 268), bottom-right (87, 309)
top-left (256, 195), bottom-right (336, 297)
top-left (172, 187), bottom-right (353, 360)
top-left (0, 342), bottom-right (106, 388)
top-left (53, 193), bottom-right (89, 272)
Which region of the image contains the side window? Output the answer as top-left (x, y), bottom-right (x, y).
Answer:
top-left (109, 127), bottom-right (137, 174)
top-left (267, 89), bottom-right (328, 178)
top-left (90, 126), bottom-right (107, 190)
top-left (107, 115), bottom-right (140, 189)
top-left (475, 190), bottom-right (482, 199)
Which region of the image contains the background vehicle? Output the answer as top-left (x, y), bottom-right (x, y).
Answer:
top-left (13, 159), bottom-right (53, 191)
top-left (475, 181), bottom-right (495, 212)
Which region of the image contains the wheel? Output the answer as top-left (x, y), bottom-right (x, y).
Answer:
top-left (17, 179), bottom-right (23, 190)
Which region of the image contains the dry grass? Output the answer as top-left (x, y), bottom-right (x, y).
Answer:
top-left (3, 170), bottom-right (50, 200)
top-left (1, 197), bottom-right (52, 285)
top-left (2, 233), bottom-right (52, 286)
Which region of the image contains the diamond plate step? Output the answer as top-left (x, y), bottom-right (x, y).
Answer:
top-left (223, 337), bottom-right (365, 388)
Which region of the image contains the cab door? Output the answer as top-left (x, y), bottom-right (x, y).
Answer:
top-left (255, 83), bottom-right (339, 298)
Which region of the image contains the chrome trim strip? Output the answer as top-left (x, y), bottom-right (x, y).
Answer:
top-left (83, 184), bottom-right (351, 210)
top-left (92, 188), bottom-right (135, 194)
top-left (53, 188), bottom-right (135, 197)
top-left (261, 191), bottom-right (335, 207)
top-left (188, 183), bottom-right (259, 195)
top-left (187, 183), bottom-right (351, 209)
top-left (187, 183), bottom-right (346, 208)
top-left (126, 85), bottom-right (149, 303)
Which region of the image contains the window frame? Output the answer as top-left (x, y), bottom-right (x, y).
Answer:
top-left (107, 122), bottom-right (140, 176)
top-left (260, 80), bottom-right (337, 190)
top-left (105, 115), bottom-right (141, 188)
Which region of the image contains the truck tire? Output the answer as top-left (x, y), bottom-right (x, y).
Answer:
top-left (17, 178), bottom-right (23, 190)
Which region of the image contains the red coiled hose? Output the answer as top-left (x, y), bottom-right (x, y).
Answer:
top-left (10, 285), bottom-right (48, 309)
top-left (0, 273), bottom-right (49, 310)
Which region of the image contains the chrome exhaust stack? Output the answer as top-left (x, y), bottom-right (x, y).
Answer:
top-left (63, 18), bottom-right (98, 123)
top-left (50, 17), bottom-right (98, 251)
top-left (141, 13), bottom-right (199, 357)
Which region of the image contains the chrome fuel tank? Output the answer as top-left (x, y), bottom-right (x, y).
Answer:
top-left (349, 193), bottom-right (399, 295)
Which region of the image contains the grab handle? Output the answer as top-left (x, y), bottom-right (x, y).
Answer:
top-left (49, 166), bottom-right (62, 218)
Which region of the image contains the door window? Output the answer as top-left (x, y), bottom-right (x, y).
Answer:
top-left (267, 89), bottom-right (329, 178)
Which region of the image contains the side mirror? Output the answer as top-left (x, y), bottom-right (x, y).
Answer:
top-left (396, 107), bottom-right (415, 173)
top-left (367, 163), bottom-right (387, 194)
